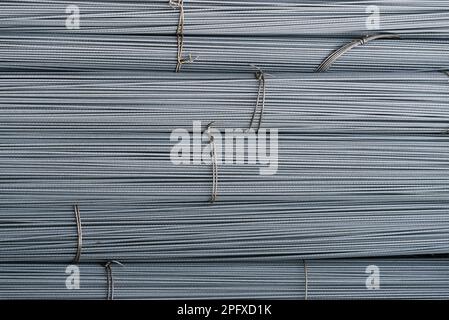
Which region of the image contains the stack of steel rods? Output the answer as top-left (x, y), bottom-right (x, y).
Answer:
top-left (1, 202), bottom-right (449, 262)
top-left (1, 71), bottom-right (449, 133)
top-left (1, 259), bottom-right (449, 299)
top-left (2, 0), bottom-right (449, 301)
top-left (0, 34), bottom-right (448, 72)
top-left (1, 0), bottom-right (449, 37)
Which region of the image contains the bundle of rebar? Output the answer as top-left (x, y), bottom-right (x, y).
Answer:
top-left (1, 35), bottom-right (448, 72)
top-left (3, 132), bottom-right (449, 204)
top-left (1, 0), bottom-right (449, 37)
top-left (2, 202), bottom-right (449, 262)
top-left (1, 71), bottom-right (449, 134)
top-left (1, 259), bottom-right (448, 300)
